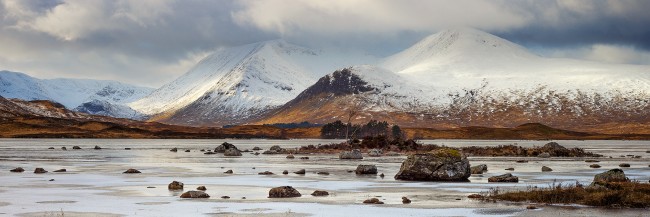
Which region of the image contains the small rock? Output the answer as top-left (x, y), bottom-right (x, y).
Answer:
top-left (505, 168), bottom-right (515, 171)
top-left (61, 147), bottom-right (67, 150)
top-left (170, 148), bottom-right (178, 152)
top-left (94, 146), bottom-right (101, 150)
top-left (123, 168), bottom-right (141, 174)
top-left (368, 149), bottom-right (382, 157)
top-left (619, 163), bottom-right (631, 168)
top-left (221, 196), bottom-right (230, 199)
top-left (48, 147), bottom-right (54, 150)
top-left (311, 190), bottom-right (329, 196)
top-left (467, 194), bottom-right (483, 199)
top-left (34, 168), bottom-right (48, 174)
top-left (526, 205), bottom-right (537, 209)
top-left (355, 164), bottom-right (378, 175)
top-left (10, 167), bottom-right (24, 172)
top-left (53, 169), bottom-right (66, 172)
top-left (124, 148), bottom-right (131, 150)
top-left (252, 147), bottom-right (262, 151)
top-left (197, 186), bottom-right (207, 191)
top-left (363, 198), bottom-right (384, 204)
top-left (242, 197), bottom-right (246, 199)
top-left (294, 169), bottom-right (306, 174)
top-left (184, 149), bottom-right (190, 152)
top-left (49, 179), bottom-right (55, 181)
top-left (200, 149), bottom-right (205, 152)
top-left (317, 172), bottom-right (330, 175)
top-left (339, 149), bottom-right (363, 159)
top-left (379, 173), bottom-right (385, 178)
top-left (282, 170), bottom-right (289, 175)
top-left (516, 160), bottom-right (528, 163)
top-left (300, 157), bottom-right (309, 160)
top-left (634, 156), bottom-right (641, 158)
top-left (204, 151), bottom-right (216, 155)
top-left (268, 186), bottom-right (301, 198)
top-left (168, 181), bottom-right (184, 190)
top-left (180, 191), bottom-right (210, 198)
top-left (72, 146), bottom-right (81, 150)
top-left (589, 164), bottom-right (601, 168)
top-left (254, 152), bottom-right (260, 155)
top-left (488, 173), bottom-right (519, 182)
top-left (224, 148), bottom-right (242, 156)
top-left (470, 164), bottom-right (488, 174)
top-left (258, 171), bottom-right (274, 175)
top-left (541, 166), bottom-right (553, 172)
top-left (147, 186), bottom-right (156, 188)
top-left (537, 152), bottom-right (551, 158)
top-left (402, 197), bottom-right (411, 204)
top-left (224, 169), bottom-right (233, 174)
top-left (585, 160), bottom-right (599, 163)
top-left (286, 154), bottom-right (295, 159)
top-left (346, 170), bottom-right (354, 173)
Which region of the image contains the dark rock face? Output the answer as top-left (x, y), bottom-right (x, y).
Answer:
top-left (168, 181), bottom-right (184, 190)
top-left (394, 148), bottom-right (470, 181)
top-left (355, 165), bottom-right (378, 175)
top-left (34, 168), bottom-right (48, 174)
top-left (541, 166), bottom-right (553, 172)
top-left (470, 164), bottom-right (488, 174)
top-left (224, 148), bottom-right (242, 156)
top-left (215, 142), bottom-right (238, 153)
top-left (488, 173), bottom-right (519, 182)
top-left (10, 167), bottom-right (24, 172)
top-left (123, 168), bottom-right (141, 174)
top-left (402, 197), bottom-right (411, 204)
top-left (592, 169), bottom-right (628, 185)
top-left (294, 169), bottom-right (306, 174)
top-left (268, 186), bottom-right (301, 198)
top-left (180, 191), bottom-right (210, 198)
top-left (311, 190), bottom-right (329, 196)
top-left (363, 198), bottom-right (384, 204)
top-left (339, 149), bottom-right (363, 159)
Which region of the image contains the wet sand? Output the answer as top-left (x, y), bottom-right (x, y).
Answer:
top-left (0, 139), bottom-right (648, 216)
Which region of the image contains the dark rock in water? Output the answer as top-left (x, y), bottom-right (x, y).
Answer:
top-left (368, 149), bottom-right (382, 157)
top-left (541, 166), bottom-right (553, 172)
top-left (10, 167), bottom-right (24, 172)
top-left (363, 198), bottom-right (384, 204)
top-left (379, 173), bottom-right (385, 178)
top-left (505, 168), bottom-right (515, 171)
top-left (585, 160), bottom-right (599, 163)
top-left (394, 148), bottom-right (470, 181)
top-left (541, 142), bottom-right (569, 156)
top-left (123, 168), bottom-right (141, 174)
top-left (204, 151), bottom-right (216, 155)
top-left (49, 179), bottom-right (54, 181)
top-left (317, 171), bottom-right (330, 175)
top-left (94, 146), bottom-right (102, 150)
top-left (526, 205), bottom-right (537, 209)
top-left (197, 186), bottom-right (207, 191)
top-left (592, 169), bottom-right (628, 185)
top-left (516, 160), bottom-right (528, 163)
top-left (402, 197), bottom-right (411, 204)
top-left (252, 147), bottom-right (262, 151)
top-left (488, 173), bottom-right (519, 182)
top-left (311, 190), bottom-right (329, 196)
top-left (199, 149), bottom-right (205, 152)
top-left (467, 194), bottom-right (483, 199)
top-left (339, 149), bottom-right (363, 159)
top-left (537, 152), bottom-right (551, 158)
top-left (72, 146), bottom-right (81, 150)
top-left (347, 170), bottom-right (354, 173)
top-left (61, 147), bottom-right (67, 150)
top-left (34, 168), bottom-right (48, 174)
top-left (168, 181), bottom-right (184, 190)
top-left (170, 148), bottom-right (178, 152)
top-left (124, 148), bottom-right (131, 150)
top-left (300, 157), bottom-right (309, 160)
top-left (619, 163), bottom-right (631, 168)
top-left (258, 171), bottom-right (274, 175)
top-left (254, 152), bottom-right (260, 155)
top-left (286, 154), bottom-right (295, 159)
top-left (355, 165), bottom-right (378, 175)
top-left (221, 196), bottom-right (230, 199)
top-left (282, 170), bottom-right (289, 175)
top-left (184, 149), bottom-right (190, 152)
top-left (224, 148), bottom-right (242, 156)
top-left (180, 191), bottom-right (210, 198)
top-left (48, 147), bottom-right (55, 150)
top-left (590, 164), bottom-right (601, 168)
top-left (224, 169), bottom-right (233, 174)
top-left (268, 186), bottom-right (301, 198)
top-left (262, 145), bottom-right (288, 154)
top-left (215, 142), bottom-right (238, 153)
top-left (294, 169), bottom-right (306, 175)
top-left (470, 164), bottom-right (488, 174)
top-left (147, 186), bottom-right (156, 188)
top-left (53, 169), bottom-right (67, 172)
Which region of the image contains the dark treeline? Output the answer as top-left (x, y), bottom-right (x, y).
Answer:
top-left (320, 119), bottom-right (405, 140)
top-left (263, 121), bottom-right (322, 129)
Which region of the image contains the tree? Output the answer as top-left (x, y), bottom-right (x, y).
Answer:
top-left (391, 125), bottom-right (404, 141)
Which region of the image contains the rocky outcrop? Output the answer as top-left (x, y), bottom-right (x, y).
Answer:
top-left (488, 173), bottom-right (519, 182)
top-left (123, 168), bottom-right (141, 174)
top-left (339, 149), bottom-right (363, 159)
top-left (311, 190), bottom-right (329, 196)
top-left (10, 167), bottom-right (24, 172)
top-left (355, 165), bottom-right (378, 175)
top-left (592, 169), bottom-right (628, 185)
top-left (215, 142), bottom-right (238, 153)
top-left (34, 168), bottom-right (48, 173)
top-left (224, 148), bottom-right (242, 156)
top-left (394, 148), bottom-right (470, 181)
top-left (168, 181), bottom-right (184, 190)
top-left (268, 186), bottom-right (301, 198)
top-left (180, 191), bottom-right (210, 198)
top-left (470, 164), bottom-right (488, 174)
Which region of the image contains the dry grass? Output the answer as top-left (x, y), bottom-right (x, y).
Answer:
top-left (485, 181), bottom-right (650, 208)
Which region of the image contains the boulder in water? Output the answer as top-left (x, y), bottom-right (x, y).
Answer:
top-left (592, 169), bottom-right (628, 185)
top-left (488, 173), bottom-right (519, 182)
top-left (123, 168), bottom-right (141, 174)
top-left (355, 165), bottom-right (378, 175)
top-left (10, 167), bottom-right (24, 173)
top-left (339, 149), bottom-right (363, 159)
top-left (470, 164), bottom-right (488, 174)
top-left (168, 181), bottom-right (184, 190)
top-left (394, 148), bottom-right (470, 181)
top-left (34, 168), bottom-right (48, 174)
top-left (180, 191), bottom-right (210, 198)
top-left (268, 186), bottom-right (301, 198)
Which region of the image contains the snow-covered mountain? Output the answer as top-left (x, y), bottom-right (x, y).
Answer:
top-left (0, 70), bottom-right (153, 119)
top-left (130, 40), bottom-right (376, 126)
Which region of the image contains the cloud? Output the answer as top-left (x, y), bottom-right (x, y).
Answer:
top-left (541, 44), bottom-right (650, 65)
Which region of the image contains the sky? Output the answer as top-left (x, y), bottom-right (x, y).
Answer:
top-left (0, 0), bottom-right (649, 88)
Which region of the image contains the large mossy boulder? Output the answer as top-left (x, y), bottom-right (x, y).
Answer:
top-left (592, 169), bottom-right (628, 185)
top-left (394, 148), bottom-right (470, 181)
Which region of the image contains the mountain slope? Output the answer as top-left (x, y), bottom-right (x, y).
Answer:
top-left (130, 40), bottom-right (375, 126)
top-left (0, 70), bottom-right (153, 119)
